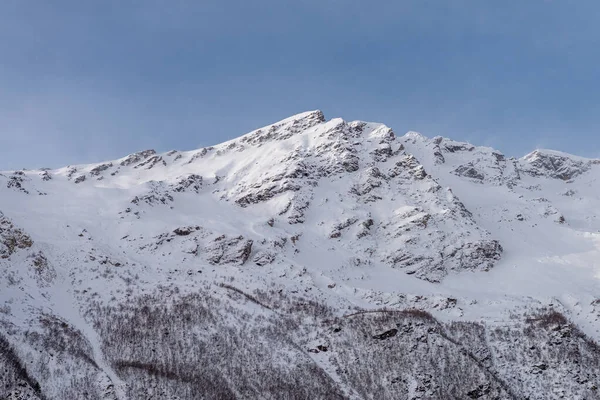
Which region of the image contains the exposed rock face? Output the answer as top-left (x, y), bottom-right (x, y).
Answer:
top-left (131, 182), bottom-right (174, 206)
top-left (89, 163), bottom-right (113, 177)
top-left (173, 226), bottom-right (200, 236)
top-left (454, 240), bottom-right (503, 271)
top-left (521, 150), bottom-right (596, 180)
top-left (372, 328), bottom-right (398, 340)
top-left (454, 163), bottom-right (485, 181)
top-left (239, 110), bottom-right (326, 146)
top-left (386, 239), bottom-right (503, 283)
top-left (388, 155), bottom-right (428, 180)
top-left (6, 173), bottom-right (30, 194)
top-left (205, 235), bottom-right (253, 266)
top-left (134, 155), bottom-right (166, 170)
top-left (252, 251), bottom-right (275, 266)
top-left (120, 149), bottom-right (157, 167)
top-left (0, 212), bottom-right (33, 258)
top-left (172, 174), bottom-right (203, 193)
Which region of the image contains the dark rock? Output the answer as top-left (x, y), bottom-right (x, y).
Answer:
top-left (252, 251), bottom-right (275, 266)
top-left (131, 183), bottom-right (174, 207)
top-left (444, 143), bottom-right (475, 153)
top-left (342, 154), bottom-right (360, 172)
top-left (186, 147), bottom-right (211, 164)
top-left (135, 155), bottom-right (166, 170)
top-left (7, 174), bottom-right (30, 194)
top-left (206, 236), bottom-right (253, 266)
top-left (0, 213), bottom-right (34, 258)
top-left (467, 384), bottom-right (492, 399)
top-left (40, 171), bottom-right (52, 181)
top-left (236, 182), bottom-right (301, 208)
top-left (453, 163), bottom-right (485, 181)
top-left (433, 149), bottom-right (445, 165)
top-left (531, 363), bottom-right (548, 374)
top-left (373, 328), bottom-right (398, 340)
top-left (120, 149), bottom-right (157, 167)
top-left (454, 240), bottom-right (503, 272)
top-left (89, 163), bottom-right (113, 177)
top-left (522, 150), bottom-right (592, 180)
top-left (371, 144), bottom-right (393, 162)
top-left (172, 174), bottom-right (203, 193)
top-left (516, 214), bottom-right (524, 221)
top-left (388, 155), bottom-right (427, 180)
top-left (66, 167), bottom-right (78, 180)
top-left (240, 110), bottom-right (326, 146)
top-left (492, 152), bottom-right (505, 162)
top-left (173, 227), bottom-right (194, 236)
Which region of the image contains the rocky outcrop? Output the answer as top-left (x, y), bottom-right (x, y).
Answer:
top-left (239, 110), bottom-right (325, 146)
top-left (120, 149), bottom-right (157, 167)
top-left (451, 240), bottom-right (503, 272)
top-left (0, 213), bottom-right (33, 258)
top-left (388, 155), bottom-right (428, 180)
top-left (521, 150), bottom-right (597, 180)
top-left (89, 162), bottom-right (113, 177)
top-left (252, 251), bottom-right (275, 266)
top-left (135, 155), bottom-right (166, 170)
top-left (205, 235), bottom-right (253, 266)
top-left (131, 182), bottom-right (174, 207)
top-left (172, 174), bottom-right (203, 193)
top-left (453, 163), bottom-right (485, 181)
top-left (386, 236), bottom-right (502, 283)
top-left (6, 172), bottom-right (29, 194)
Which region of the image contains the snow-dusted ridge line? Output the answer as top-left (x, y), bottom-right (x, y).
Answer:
top-left (3, 109), bottom-right (598, 183)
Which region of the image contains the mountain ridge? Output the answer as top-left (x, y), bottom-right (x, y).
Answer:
top-left (2, 110), bottom-right (600, 399)
top-left (4, 110), bottom-right (598, 178)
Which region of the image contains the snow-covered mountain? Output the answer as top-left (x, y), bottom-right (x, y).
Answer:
top-left (2, 110), bottom-right (600, 399)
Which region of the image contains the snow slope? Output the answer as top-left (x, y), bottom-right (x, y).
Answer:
top-left (1, 110), bottom-right (600, 399)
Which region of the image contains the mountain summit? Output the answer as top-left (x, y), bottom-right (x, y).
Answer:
top-left (2, 111), bottom-right (600, 399)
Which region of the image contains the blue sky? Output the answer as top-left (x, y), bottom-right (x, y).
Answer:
top-left (1, 1), bottom-right (600, 169)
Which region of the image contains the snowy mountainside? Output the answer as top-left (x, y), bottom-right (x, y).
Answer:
top-left (1, 111), bottom-right (600, 399)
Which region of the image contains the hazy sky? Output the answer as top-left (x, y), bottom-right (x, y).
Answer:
top-left (1, 1), bottom-right (600, 169)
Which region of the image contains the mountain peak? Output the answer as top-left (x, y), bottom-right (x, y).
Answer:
top-left (3, 110), bottom-right (600, 399)
top-left (402, 131), bottom-right (428, 140)
top-left (277, 109), bottom-right (325, 125)
top-left (232, 110), bottom-right (326, 147)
